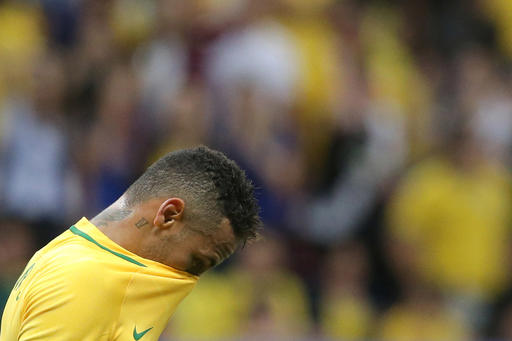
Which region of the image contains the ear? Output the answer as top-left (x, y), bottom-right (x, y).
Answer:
top-left (153, 198), bottom-right (185, 229)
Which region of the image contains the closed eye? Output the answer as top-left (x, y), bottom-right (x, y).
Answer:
top-left (187, 256), bottom-right (207, 276)
top-left (207, 256), bottom-right (218, 268)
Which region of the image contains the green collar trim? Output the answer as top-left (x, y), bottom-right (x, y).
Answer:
top-left (70, 225), bottom-right (147, 267)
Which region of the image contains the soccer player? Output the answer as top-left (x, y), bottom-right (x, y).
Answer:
top-left (0, 146), bottom-right (261, 341)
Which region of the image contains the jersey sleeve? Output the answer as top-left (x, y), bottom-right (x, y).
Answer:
top-left (18, 258), bottom-right (129, 341)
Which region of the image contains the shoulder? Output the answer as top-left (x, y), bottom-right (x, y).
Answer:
top-left (19, 258), bottom-right (129, 340)
top-left (405, 157), bottom-right (451, 180)
top-left (394, 156), bottom-right (453, 196)
top-left (27, 247), bottom-right (135, 309)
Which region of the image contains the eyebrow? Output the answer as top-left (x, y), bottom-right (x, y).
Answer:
top-left (187, 256), bottom-right (204, 276)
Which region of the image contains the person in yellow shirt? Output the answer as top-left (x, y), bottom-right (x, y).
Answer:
top-left (375, 286), bottom-right (470, 341)
top-left (0, 146), bottom-right (261, 341)
top-left (319, 242), bottom-right (375, 340)
top-left (387, 129), bottom-right (512, 301)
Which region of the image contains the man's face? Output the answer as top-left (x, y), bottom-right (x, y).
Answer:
top-left (168, 218), bottom-right (238, 276)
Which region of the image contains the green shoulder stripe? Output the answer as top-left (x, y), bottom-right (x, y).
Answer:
top-left (69, 225), bottom-right (147, 267)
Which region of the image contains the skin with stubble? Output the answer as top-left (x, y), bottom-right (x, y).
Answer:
top-left (91, 196), bottom-right (238, 275)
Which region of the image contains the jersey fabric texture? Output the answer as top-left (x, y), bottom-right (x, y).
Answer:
top-left (0, 217), bottom-right (198, 341)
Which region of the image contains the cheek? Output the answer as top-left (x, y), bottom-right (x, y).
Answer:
top-left (178, 235), bottom-right (205, 262)
top-left (186, 233), bottom-right (210, 252)
top-left (159, 233), bottom-right (195, 271)
top-left (175, 251), bottom-right (193, 269)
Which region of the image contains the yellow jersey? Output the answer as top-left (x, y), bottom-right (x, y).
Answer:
top-left (0, 217), bottom-right (198, 341)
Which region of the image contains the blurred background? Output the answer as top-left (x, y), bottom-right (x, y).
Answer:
top-left (1, 0), bottom-right (512, 339)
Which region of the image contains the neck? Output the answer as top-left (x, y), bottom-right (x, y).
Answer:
top-left (91, 198), bottom-right (150, 257)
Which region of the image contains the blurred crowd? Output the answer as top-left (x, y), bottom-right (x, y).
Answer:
top-left (2, 0), bottom-right (512, 339)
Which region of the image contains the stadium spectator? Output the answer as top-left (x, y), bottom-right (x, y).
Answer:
top-left (0, 52), bottom-right (80, 235)
top-left (319, 241), bottom-right (375, 340)
top-left (374, 283), bottom-right (470, 341)
top-left (78, 63), bottom-right (149, 215)
top-left (0, 219), bottom-right (34, 314)
top-left (235, 234), bottom-right (312, 340)
top-left (387, 122), bottom-right (512, 325)
top-left (0, 0), bottom-right (45, 105)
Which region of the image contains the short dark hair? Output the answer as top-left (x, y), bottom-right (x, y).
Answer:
top-left (125, 146), bottom-right (261, 243)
